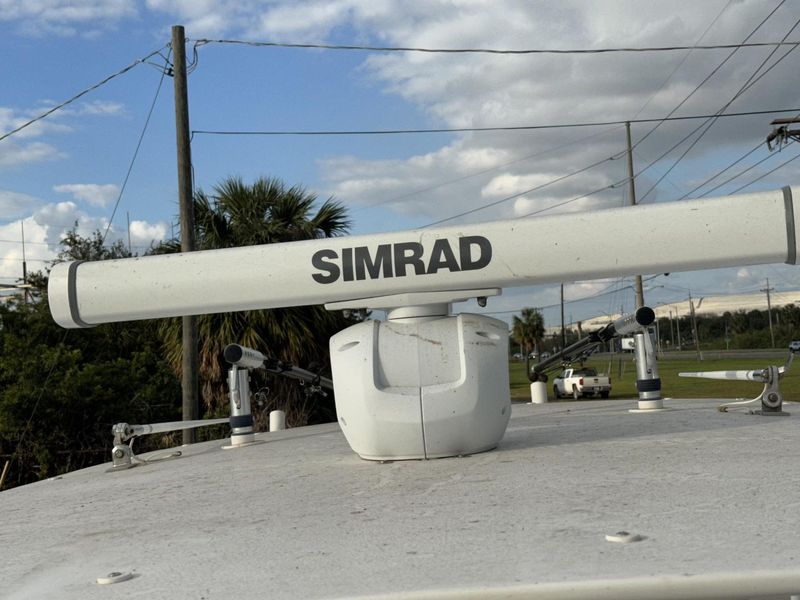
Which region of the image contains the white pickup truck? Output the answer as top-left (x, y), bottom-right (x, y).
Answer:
top-left (553, 367), bottom-right (611, 400)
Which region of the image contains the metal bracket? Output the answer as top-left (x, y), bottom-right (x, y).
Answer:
top-left (751, 362), bottom-right (789, 416)
top-left (680, 354), bottom-right (794, 415)
top-left (108, 423), bottom-right (137, 470)
top-left (106, 418), bottom-right (228, 473)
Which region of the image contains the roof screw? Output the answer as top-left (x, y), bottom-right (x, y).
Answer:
top-left (96, 571), bottom-right (134, 585)
top-left (605, 531), bottom-right (644, 543)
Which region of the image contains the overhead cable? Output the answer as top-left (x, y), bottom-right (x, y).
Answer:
top-left (729, 146), bottom-right (800, 193)
top-left (643, 37), bottom-right (797, 198)
top-left (192, 37), bottom-right (800, 55)
top-left (518, 181), bottom-right (623, 219)
top-left (190, 108), bottom-right (800, 138)
top-left (677, 140), bottom-right (763, 199)
top-left (101, 49), bottom-right (172, 245)
top-left (422, 150), bottom-right (626, 227)
top-left (483, 276), bottom-right (672, 316)
top-left (637, 11), bottom-right (800, 201)
top-left (355, 125), bottom-right (624, 212)
top-left (0, 44), bottom-right (170, 143)
top-left (690, 139), bottom-right (797, 199)
top-left (633, 0), bottom-right (786, 154)
top-left (631, 0), bottom-right (734, 121)
top-left (628, 33), bottom-right (797, 191)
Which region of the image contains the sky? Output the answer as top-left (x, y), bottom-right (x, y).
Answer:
top-left (2, 0), bottom-right (800, 329)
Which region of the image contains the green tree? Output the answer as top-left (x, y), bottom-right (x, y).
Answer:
top-left (728, 310), bottom-right (749, 335)
top-left (156, 176), bottom-right (352, 427)
top-left (0, 228), bottom-right (181, 488)
top-left (780, 303), bottom-right (800, 331)
top-left (511, 307), bottom-right (545, 357)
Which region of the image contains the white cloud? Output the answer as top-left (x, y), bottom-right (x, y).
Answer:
top-left (0, 216), bottom-right (53, 281)
top-left (482, 173), bottom-right (559, 198)
top-left (282, 0), bottom-right (799, 224)
top-left (53, 183), bottom-right (120, 207)
top-left (30, 201), bottom-right (167, 255)
top-left (736, 267), bottom-right (756, 284)
top-left (0, 141), bottom-right (64, 168)
top-left (0, 190), bottom-right (43, 218)
top-left (32, 201), bottom-right (97, 247)
top-left (143, 0), bottom-right (269, 37)
top-left (0, 0), bottom-right (137, 36)
top-left (0, 201), bottom-right (168, 282)
top-left (77, 100), bottom-right (126, 116)
top-left (128, 219), bottom-right (168, 249)
top-left (0, 99), bottom-right (127, 170)
top-left (0, 106), bottom-right (72, 140)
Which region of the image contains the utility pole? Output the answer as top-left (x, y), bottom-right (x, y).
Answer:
top-left (668, 308), bottom-right (675, 349)
top-left (626, 122), bottom-right (645, 309)
top-left (655, 317), bottom-right (661, 353)
top-left (560, 283), bottom-right (566, 350)
top-left (172, 25), bottom-right (199, 444)
top-left (688, 292), bottom-right (702, 361)
top-left (761, 278), bottom-right (776, 348)
top-left (20, 221), bottom-right (28, 304)
top-left (126, 211), bottom-right (132, 254)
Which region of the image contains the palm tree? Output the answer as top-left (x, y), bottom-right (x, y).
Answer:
top-left (157, 176), bottom-right (351, 427)
top-left (511, 307), bottom-right (545, 358)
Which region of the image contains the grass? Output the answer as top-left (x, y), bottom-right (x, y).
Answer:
top-left (509, 353), bottom-right (800, 403)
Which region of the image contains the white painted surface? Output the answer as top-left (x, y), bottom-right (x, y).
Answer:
top-left (2, 399), bottom-right (800, 599)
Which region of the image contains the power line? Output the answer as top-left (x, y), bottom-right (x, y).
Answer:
top-left (481, 275), bottom-right (669, 316)
top-left (628, 33), bottom-right (796, 194)
top-left (0, 237), bottom-right (154, 250)
top-left (192, 37), bottom-right (800, 55)
top-left (422, 36), bottom-right (800, 233)
top-left (678, 44), bottom-right (800, 199)
top-left (631, 0), bottom-right (734, 121)
top-left (633, 0), bottom-right (787, 150)
top-left (637, 12), bottom-right (800, 201)
top-left (677, 140), bottom-right (763, 199)
top-left (511, 137), bottom-right (798, 223)
top-left (729, 146), bottom-right (800, 193)
top-left (354, 125), bottom-right (624, 212)
top-left (423, 151), bottom-right (625, 227)
top-left (518, 181), bottom-right (622, 219)
top-left (698, 140), bottom-right (796, 197)
top-left (102, 49), bottom-right (172, 244)
top-left (0, 44), bottom-right (169, 143)
top-left (190, 108), bottom-right (800, 138)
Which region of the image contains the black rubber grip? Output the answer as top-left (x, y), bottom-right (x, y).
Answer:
top-left (636, 378), bottom-right (662, 392)
top-left (229, 414), bottom-right (253, 428)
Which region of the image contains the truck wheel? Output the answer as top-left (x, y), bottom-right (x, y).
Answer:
top-left (553, 386), bottom-right (559, 399)
top-left (600, 391), bottom-right (609, 399)
top-left (572, 386), bottom-right (580, 400)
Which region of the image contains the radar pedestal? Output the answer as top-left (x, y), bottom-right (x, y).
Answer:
top-left (327, 289), bottom-right (510, 460)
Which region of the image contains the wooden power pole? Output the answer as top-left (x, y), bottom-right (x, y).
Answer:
top-left (625, 122), bottom-right (645, 309)
top-left (172, 25), bottom-right (199, 444)
top-left (761, 278), bottom-right (776, 348)
top-left (688, 292), bottom-right (702, 361)
top-left (560, 283), bottom-right (566, 350)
